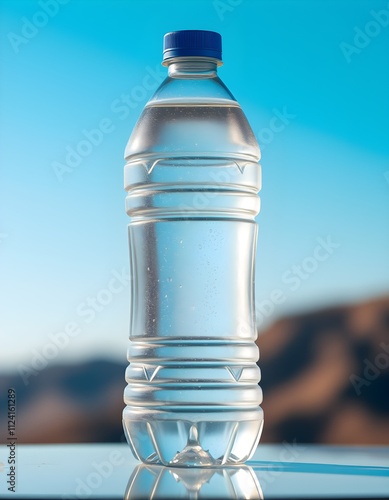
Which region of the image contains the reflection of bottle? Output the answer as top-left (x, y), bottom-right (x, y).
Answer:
top-left (123, 30), bottom-right (263, 466)
top-left (125, 464), bottom-right (264, 500)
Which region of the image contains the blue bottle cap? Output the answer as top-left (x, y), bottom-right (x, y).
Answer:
top-left (163, 30), bottom-right (222, 63)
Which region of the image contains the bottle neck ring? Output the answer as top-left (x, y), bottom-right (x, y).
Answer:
top-left (163, 57), bottom-right (220, 78)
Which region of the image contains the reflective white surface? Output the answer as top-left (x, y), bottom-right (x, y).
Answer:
top-left (0, 444), bottom-right (388, 498)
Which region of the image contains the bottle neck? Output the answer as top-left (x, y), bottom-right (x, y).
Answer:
top-left (165, 57), bottom-right (219, 78)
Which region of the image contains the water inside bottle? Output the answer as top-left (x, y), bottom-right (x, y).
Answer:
top-left (123, 101), bottom-right (263, 466)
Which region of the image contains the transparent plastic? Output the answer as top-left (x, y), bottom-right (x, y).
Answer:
top-left (125, 464), bottom-right (263, 499)
top-left (123, 57), bottom-right (263, 466)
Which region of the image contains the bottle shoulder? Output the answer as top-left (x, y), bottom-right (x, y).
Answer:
top-left (125, 102), bottom-right (259, 162)
top-left (124, 73), bottom-right (260, 162)
top-left (147, 75), bottom-right (237, 105)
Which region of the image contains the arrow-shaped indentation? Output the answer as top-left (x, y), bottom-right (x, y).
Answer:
top-left (226, 366), bottom-right (244, 382)
top-left (143, 365), bottom-right (161, 382)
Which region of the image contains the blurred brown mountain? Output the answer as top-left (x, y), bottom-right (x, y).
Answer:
top-left (1, 295), bottom-right (388, 445)
top-left (258, 295), bottom-right (389, 444)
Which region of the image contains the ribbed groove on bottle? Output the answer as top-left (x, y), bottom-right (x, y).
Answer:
top-left (126, 210), bottom-right (259, 222)
top-left (127, 359), bottom-right (258, 366)
top-left (125, 365), bottom-right (261, 383)
top-left (124, 155), bottom-right (260, 172)
top-left (126, 379), bottom-right (256, 391)
top-left (127, 215), bottom-right (258, 225)
top-left (124, 385), bottom-right (263, 407)
top-left (125, 183), bottom-right (259, 195)
top-left (127, 343), bottom-right (259, 363)
top-left (128, 337), bottom-right (258, 344)
top-left (124, 405), bottom-right (263, 413)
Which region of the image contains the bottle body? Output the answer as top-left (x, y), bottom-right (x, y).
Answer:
top-left (123, 57), bottom-right (263, 466)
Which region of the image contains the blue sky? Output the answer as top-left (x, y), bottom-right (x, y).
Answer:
top-left (1, 0), bottom-right (388, 371)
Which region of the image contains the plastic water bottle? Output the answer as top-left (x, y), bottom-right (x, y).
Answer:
top-left (123, 30), bottom-right (263, 467)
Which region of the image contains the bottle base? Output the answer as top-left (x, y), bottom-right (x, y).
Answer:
top-left (123, 407), bottom-right (264, 467)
